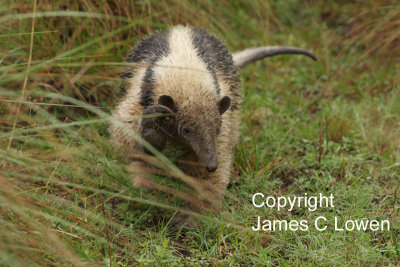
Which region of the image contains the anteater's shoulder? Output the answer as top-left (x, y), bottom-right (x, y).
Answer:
top-left (189, 27), bottom-right (236, 78)
top-left (122, 26), bottom-right (237, 78)
top-left (120, 29), bottom-right (170, 80)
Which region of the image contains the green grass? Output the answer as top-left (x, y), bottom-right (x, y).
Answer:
top-left (1, 0), bottom-right (399, 265)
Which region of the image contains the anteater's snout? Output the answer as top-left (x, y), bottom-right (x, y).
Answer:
top-left (205, 155), bottom-right (218, 172)
top-left (206, 164), bottom-right (218, 172)
top-left (194, 144), bottom-right (218, 172)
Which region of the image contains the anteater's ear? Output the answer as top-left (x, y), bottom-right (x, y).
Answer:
top-left (218, 96), bottom-right (231, 115)
top-left (158, 95), bottom-right (175, 111)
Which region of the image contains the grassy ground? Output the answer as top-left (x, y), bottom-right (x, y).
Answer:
top-left (1, 0), bottom-right (399, 265)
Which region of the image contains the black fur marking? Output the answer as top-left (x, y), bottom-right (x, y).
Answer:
top-left (123, 30), bottom-right (170, 107)
top-left (120, 72), bottom-right (133, 79)
top-left (191, 28), bottom-right (237, 95)
top-left (140, 68), bottom-right (156, 106)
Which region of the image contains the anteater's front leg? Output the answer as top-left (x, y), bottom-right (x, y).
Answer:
top-left (129, 105), bottom-right (175, 189)
top-left (169, 143), bottom-right (233, 229)
top-left (201, 153), bottom-right (232, 211)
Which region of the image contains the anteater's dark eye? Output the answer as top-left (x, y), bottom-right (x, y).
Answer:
top-left (183, 128), bottom-right (190, 135)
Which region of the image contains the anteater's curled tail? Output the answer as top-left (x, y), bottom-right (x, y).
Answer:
top-left (233, 46), bottom-right (317, 69)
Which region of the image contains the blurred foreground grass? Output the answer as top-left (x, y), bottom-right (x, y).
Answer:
top-left (1, 0), bottom-right (399, 265)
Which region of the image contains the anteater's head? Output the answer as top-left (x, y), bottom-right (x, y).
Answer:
top-left (157, 94), bottom-right (231, 172)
